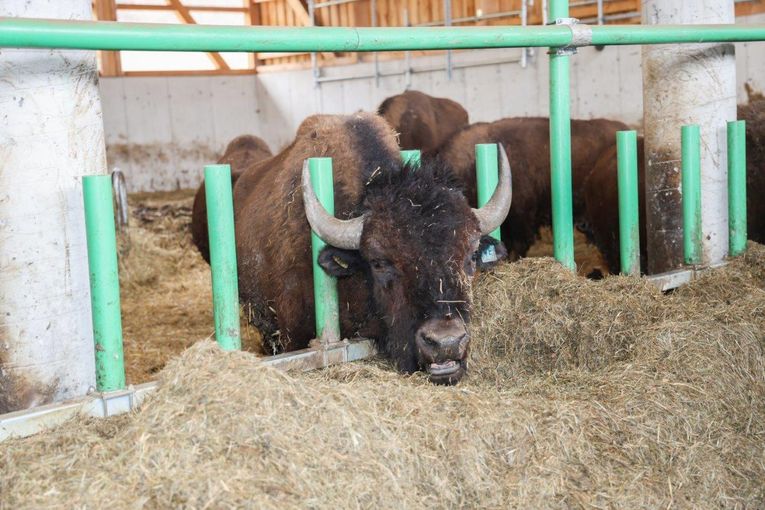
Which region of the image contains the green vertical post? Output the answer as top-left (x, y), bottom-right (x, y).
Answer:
top-left (475, 143), bottom-right (501, 241)
top-left (400, 149), bottom-right (421, 167)
top-left (548, 0), bottom-right (575, 271)
top-left (83, 175), bottom-right (126, 392)
top-left (727, 120), bottom-right (747, 257)
top-left (309, 157), bottom-right (341, 344)
top-left (616, 130), bottom-right (640, 276)
top-left (205, 164), bottom-right (241, 351)
top-left (681, 125), bottom-right (702, 265)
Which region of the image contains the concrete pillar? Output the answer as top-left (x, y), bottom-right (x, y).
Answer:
top-left (641, 0), bottom-right (736, 274)
top-left (0, 0), bottom-right (105, 413)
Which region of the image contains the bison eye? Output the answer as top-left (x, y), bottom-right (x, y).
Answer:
top-left (370, 259), bottom-right (390, 271)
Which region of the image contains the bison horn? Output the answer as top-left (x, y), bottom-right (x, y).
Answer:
top-left (302, 160), bottom-right (364, 250)
top-left (472, 143), bottom-right (512, 235)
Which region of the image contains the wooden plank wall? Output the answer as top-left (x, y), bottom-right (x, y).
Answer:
top-left (95, 0), bottom-right (765, 75)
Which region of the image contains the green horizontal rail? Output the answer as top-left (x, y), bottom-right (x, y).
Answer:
top-left (1, 18), bottom-right (764, 52)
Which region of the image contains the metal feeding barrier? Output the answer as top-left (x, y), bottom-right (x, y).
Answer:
top-left (0, 1), bottom-right (762, 439)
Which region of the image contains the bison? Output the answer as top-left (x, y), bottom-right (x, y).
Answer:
top-left (191, 135), bottom-right (272, 263)
top-left (192, 113), bottom-right (511, 384)
top-left (377, 90), bottom-right (469, 154)
top-left (582, 106), bottom-right (765, 274)
top-left (431, 117), bottom-right (629, 259)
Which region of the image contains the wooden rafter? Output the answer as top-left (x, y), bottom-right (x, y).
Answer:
top-left (282, 0), bottom-right (335, 59)
top-left (116, 4), bottom-right (249, 12)
top-left (94, 0), bottom-right (123, 76)
top-left (168, 0), bottom-right (232, 70)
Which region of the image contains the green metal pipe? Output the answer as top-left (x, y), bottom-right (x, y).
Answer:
top-left (590, 24), bottom-right (765, 46)
top-left (548, 0), bottom-right (575, 271)
top-left (204, 164), bottom-right (241, 351)
top-left (616, 130), bottom-right (640, 276)
top-left (83, 175), bottom-right (126, 392)
top-left (400, 149), bottom-right (421, 167)
top-left (0, 18), bottom-right (572, 51)
top-left (309, 158), bottom-right (341, 344)
top-left (681, 125), bottom-right (702, 265)
top-left (475, 143), bottom-right (501, 241)
top-left (727, 120), bottom-right (747, 257)
top-left (1, 18), bottom-right (763, 53)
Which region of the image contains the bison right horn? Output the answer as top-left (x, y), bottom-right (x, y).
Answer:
top-left (302, 160), bottom-right (365, 250)
top-left (472, 143), bottom-right (513, 236)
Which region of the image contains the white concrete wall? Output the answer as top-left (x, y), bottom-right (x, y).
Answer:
top-left (100, 13), bottom-right (765, 192)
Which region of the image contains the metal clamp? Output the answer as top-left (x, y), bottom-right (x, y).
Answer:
top-left (548, 17), bottom-right (593, 56)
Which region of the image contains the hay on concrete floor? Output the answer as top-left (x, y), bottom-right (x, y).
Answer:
top-left (2, 243), bottom-right (763, 509)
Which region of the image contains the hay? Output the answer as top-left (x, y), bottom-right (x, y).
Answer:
top-left (2, 243), bottom-right (764, 508)
top-left (119, 190), bottom-right (261, 384)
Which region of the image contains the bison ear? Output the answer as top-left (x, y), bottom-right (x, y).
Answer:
top-left (476, 236), bottom-right (508, 271)
top-left (318, 247), bottom-right (364, 277)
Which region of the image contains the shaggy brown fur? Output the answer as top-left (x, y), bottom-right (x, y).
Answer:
top-left (432, 117), bottom-right (628, 258)
top-left (191, 135), bottom-right (272, 263)
top-left (378, 90), bottom-right (469, 154)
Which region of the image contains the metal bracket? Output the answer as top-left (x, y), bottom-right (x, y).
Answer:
top-left (547, 17), bottom-right (593, 56)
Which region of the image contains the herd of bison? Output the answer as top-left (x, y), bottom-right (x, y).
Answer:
top-left (186, 89), bottom-right (764, 384)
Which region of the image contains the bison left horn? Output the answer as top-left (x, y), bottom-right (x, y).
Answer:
top-left (302, 160), bottom-right (365, 250)
top-left (472, 143), bottom-right (512, 236)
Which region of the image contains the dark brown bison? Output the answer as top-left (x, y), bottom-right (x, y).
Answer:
top-left (581, 136), bottom-right (647, 275)
top-left (583, 103), bottom-right (765, 274)
top-left (377, 90), bottom-right (469, 154)
top-left (431, 117), bottom-right (629, 259)
top-left (193, 113), bottom-right (511, 384)
top-left (191, 135), bottom-right (272, 263)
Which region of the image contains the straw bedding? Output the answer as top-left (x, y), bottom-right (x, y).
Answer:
top-left (2, 234), bottom-right (763, 508)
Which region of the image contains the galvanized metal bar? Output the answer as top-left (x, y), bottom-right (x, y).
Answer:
top-left (548, 3), bottom-right (575, 271)
top-left (727, 119), bottom-right (747, 256)
top-left (681, 125), bottom-right (702, 265)
top-left (308, 157), bottom-right (341, 344)
top-left (475, 143), bottom-right (502, 241)
top-left (1, 337), bottom-right (375, 443)
top-left (616, 130), bottom-right (640, 276)
top-left (596, 0), bottom-right (604, 24)
top-left (400, 149), bottom-right (421, 166)
top-left (308, 0), bottom-right (319, 85)
top-left (204, 164), bottom-right (241, 351)
top-left (83, 175), bottom-right (126, 392)
top-left (521, 0), bottom-right (528, 68)
top-left (371, 0), bottom-right (379, 86)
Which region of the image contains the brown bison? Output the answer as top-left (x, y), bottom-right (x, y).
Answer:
top-left (192, 113), bottom-right (512, 384)
top-left (431, 117), bottom-right (629, 259)
top-left (191, 135), bottom-right (272, 263)
top-left (377, 90), bottom-right (469, 154)
top-left (583, 105), bottom-right (765, 274)
top-left (581, 136), bottom-right (647, 275)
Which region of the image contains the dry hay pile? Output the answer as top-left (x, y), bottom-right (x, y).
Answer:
top-left (119, 191), bottom-right (261, 384)
top-left (4, 244), bottom-right (762, 509)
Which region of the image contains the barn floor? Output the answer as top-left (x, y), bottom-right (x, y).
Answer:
top-left (118, 190), bottom-right (608, 384)
top-left (2, 239), bottom-right (763, 508)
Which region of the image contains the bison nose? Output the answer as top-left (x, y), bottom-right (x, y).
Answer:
top-left (415, 318), bottom-right (468, 363)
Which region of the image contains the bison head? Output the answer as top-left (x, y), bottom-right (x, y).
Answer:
top-left (303, 146), bottom-right (512, 384)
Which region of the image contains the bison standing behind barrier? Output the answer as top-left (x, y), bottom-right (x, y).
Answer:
top-left (378, 90), bottom-right (469, 154)
top-left (191, 135), bottom-right (272, 263)
top-left (192, 113), bottom-right (512, 384)
top-left (432, 117), bottom-right (628, 259)
top-left (582, 99), bottom-right (765, 274)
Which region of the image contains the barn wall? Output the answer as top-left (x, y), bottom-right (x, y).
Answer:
top-left (100, 13), bottom-right (765, 192)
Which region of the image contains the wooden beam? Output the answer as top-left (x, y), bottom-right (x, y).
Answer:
top-left (116, 4), bottom-right (249, 12)
top-left (94, 0), bottom-right (123, 76)
top-left (168, 0), bottom-right (231, 70)
top-left (282, 0), bottom-right (335, 58)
